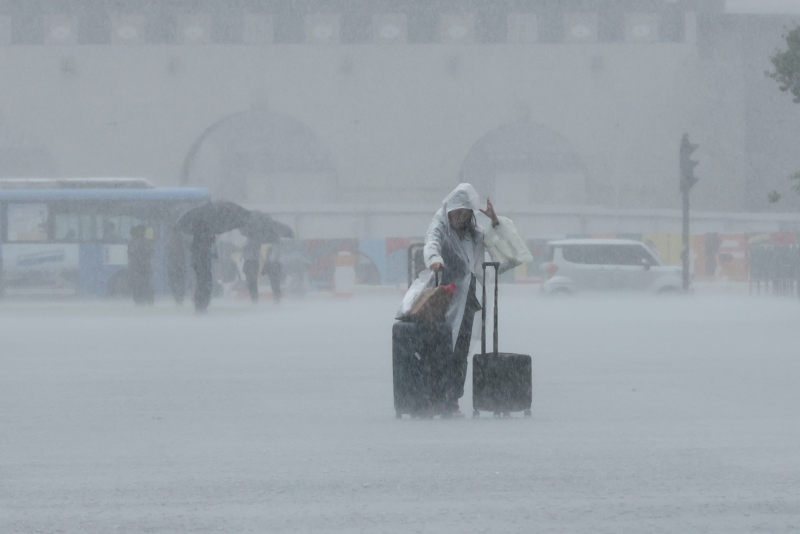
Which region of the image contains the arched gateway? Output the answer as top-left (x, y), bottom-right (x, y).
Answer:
top-left (181, 109), bottom-right (338, 205)
top-left (460, 121), bottom-right (588, 207)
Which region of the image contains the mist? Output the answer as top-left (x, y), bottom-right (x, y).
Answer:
top-left (3, 0), bottom-right (800, 532)
top-left (2, 0), bottom-right (800, 217)
top-left (5, 292), bottom-right (800, 531)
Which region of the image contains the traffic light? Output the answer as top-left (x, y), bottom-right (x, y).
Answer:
top-left (679, 133), bottom-right (698, 292)
top-left (680, 133), bottom-right (699, 192)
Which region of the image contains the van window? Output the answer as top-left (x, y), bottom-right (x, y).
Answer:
top-left (560, 244), bottom-right (658, 266)
top-left (561, 245), bottom-right (615, 265)
top-left (614, 245), bottom-right (658, 266)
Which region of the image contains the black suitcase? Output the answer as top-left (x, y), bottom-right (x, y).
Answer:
top-left (392, 320), bottom-right (451, 418)
top-left (472, 262), bottom-right (532, 418)
top-left (394, 254), bottom-right (453, 419)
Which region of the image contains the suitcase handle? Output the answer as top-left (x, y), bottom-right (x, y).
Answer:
top-left (407, 243), bottom-right (425, 287)
top-left (432, 264), bottom-right (444, 286)
top-left (481, 262), bottom-right (500, 356)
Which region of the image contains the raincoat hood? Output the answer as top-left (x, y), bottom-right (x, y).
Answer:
top-left (435, 183), bottom-right (481, 232)
top-left (443, 183), bottom-right (480, 214)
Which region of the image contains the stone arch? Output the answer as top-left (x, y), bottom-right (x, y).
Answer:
top-left (181, 109), bottom-right (338, 204)
top-left (459, 121), bottom-right (588, 207)
top-left (0, 122), bottom-right (59, 177)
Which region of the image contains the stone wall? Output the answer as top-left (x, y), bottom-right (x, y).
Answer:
top-left (0, 7), bottom-right (796, 212)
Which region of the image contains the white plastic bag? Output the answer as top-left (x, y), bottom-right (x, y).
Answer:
top-left (483, 216), bottom-right (533, 273)
top-left (397, 269), bottom-right (436, 319)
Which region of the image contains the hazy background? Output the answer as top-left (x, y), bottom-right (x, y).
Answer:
top-left (3, 3), bottom-right (800, 532)
top-left (1, 0), bottom-right (800, 223)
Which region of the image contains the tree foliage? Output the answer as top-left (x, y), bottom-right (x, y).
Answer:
top-left (789, 171), bottom-right (800, 194)
top-left (767, 25), bottom-right (800, 103)
top-left (766, 29), bottom-right (800, 205)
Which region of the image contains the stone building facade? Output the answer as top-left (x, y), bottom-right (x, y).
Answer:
top-left (0, 0), bottom-right (799, 212)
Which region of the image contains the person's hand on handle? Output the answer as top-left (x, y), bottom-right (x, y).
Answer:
top-left (479, 198), bottom-right (500, 228)
top-left (430, 262), bottom-right (443, 272)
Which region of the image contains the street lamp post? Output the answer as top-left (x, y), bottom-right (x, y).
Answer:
top-left (679, 133), bottom-right (699, 293)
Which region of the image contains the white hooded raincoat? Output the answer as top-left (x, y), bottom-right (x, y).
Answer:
top-left (423, 184), bottom-right (487, 348)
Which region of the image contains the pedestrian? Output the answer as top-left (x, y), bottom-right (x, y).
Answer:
top-left (166, 228), bottom-right (188, 305)
top-left (242, 238), bottom-right (262, 303)
top-left (423, 183), bottom-right (501, 416)
top-left (127, 224), bottom-right (154, 305)
top-left (191, 232), bottom-right (216, 313)
top-left (262, 241), bottom-right (283, 303)
top-left (240, 212), bottom-right (294, 303)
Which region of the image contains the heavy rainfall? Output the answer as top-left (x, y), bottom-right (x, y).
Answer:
top-left (2, 0), bottom-right (800, 532)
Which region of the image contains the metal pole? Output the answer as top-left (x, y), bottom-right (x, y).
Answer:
top-left (493, 264), bottom-right (499, 355)
top-left (682, 188), bottom-right (690, 292)
top-left (481, 265), bottom-right (486, 356)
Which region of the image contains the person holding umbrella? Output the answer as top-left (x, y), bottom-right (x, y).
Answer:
top-left (262, 242), bottom-right (283, 303)
top-left (241, 211), bottom-right (294, 304)
top-left (166, 227), bottom-right (188, 305)
top-left (191, 232), bottom-right (216, 313)
top-left (175, 201), bottom-right (252, 313)
top-left (242, 238), bottom-right (261, 303)
top-left (127, 225), bottom-right (154, 305)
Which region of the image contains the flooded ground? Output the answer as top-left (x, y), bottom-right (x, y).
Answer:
top-left (2, 288), bottom-right (799, 532)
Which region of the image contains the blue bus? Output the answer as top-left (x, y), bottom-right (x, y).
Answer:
top-left (0, 179), bottom-right (210, 298)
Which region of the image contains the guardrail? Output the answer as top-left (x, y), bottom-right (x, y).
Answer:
top-left (749, 245), bottom-right (800, 296)
top-left (244, 203), bottom-right (800, 240)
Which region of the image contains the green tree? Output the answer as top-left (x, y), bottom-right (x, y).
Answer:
top-left (766, 28), bottom-right (800, 203)
top-left (767, 25), bottom-right (800, 102)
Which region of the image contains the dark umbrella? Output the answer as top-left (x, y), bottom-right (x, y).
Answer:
top-left (241, 210), bottom-right (294, 243)
top-left (175, 201), bottom-right (251, 235)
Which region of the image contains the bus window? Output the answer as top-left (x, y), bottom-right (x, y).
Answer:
top-left (79, 214), bottom-right (96, 241)
top-left (6, 203), bottom-right (49, 242)
top-left (54, 213), bottom-right (80, 242)
top-left (100, 215), bottom-right (146, 242)
top-left (100, 218), bottom-right (121, 242)
top-left (54, 212), bottom-right (146, 243)
top-left (54, 212), bottom-right (97, 242)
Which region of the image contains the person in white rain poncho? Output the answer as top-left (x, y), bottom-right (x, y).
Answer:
top-left (404, 183), bottom-right (531, 416)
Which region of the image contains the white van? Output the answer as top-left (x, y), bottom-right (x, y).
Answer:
top-left (541, 239), bottom-right (682, 295)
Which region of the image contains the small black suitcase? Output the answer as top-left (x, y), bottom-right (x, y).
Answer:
top-left (472, 262), bottom-right (532, 418)
top-left (394, 255), bottom-right (452, 419)
top-left (392, 320), bottom-right (451, 418)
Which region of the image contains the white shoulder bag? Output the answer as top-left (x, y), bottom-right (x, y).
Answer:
top-left (483, 216), bottom-right (533, 273)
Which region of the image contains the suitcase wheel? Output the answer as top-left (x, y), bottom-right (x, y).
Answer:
top-left (473, 409), bottom-right (480, 418)
top-left (524, 410), bottom-right (532, 418)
